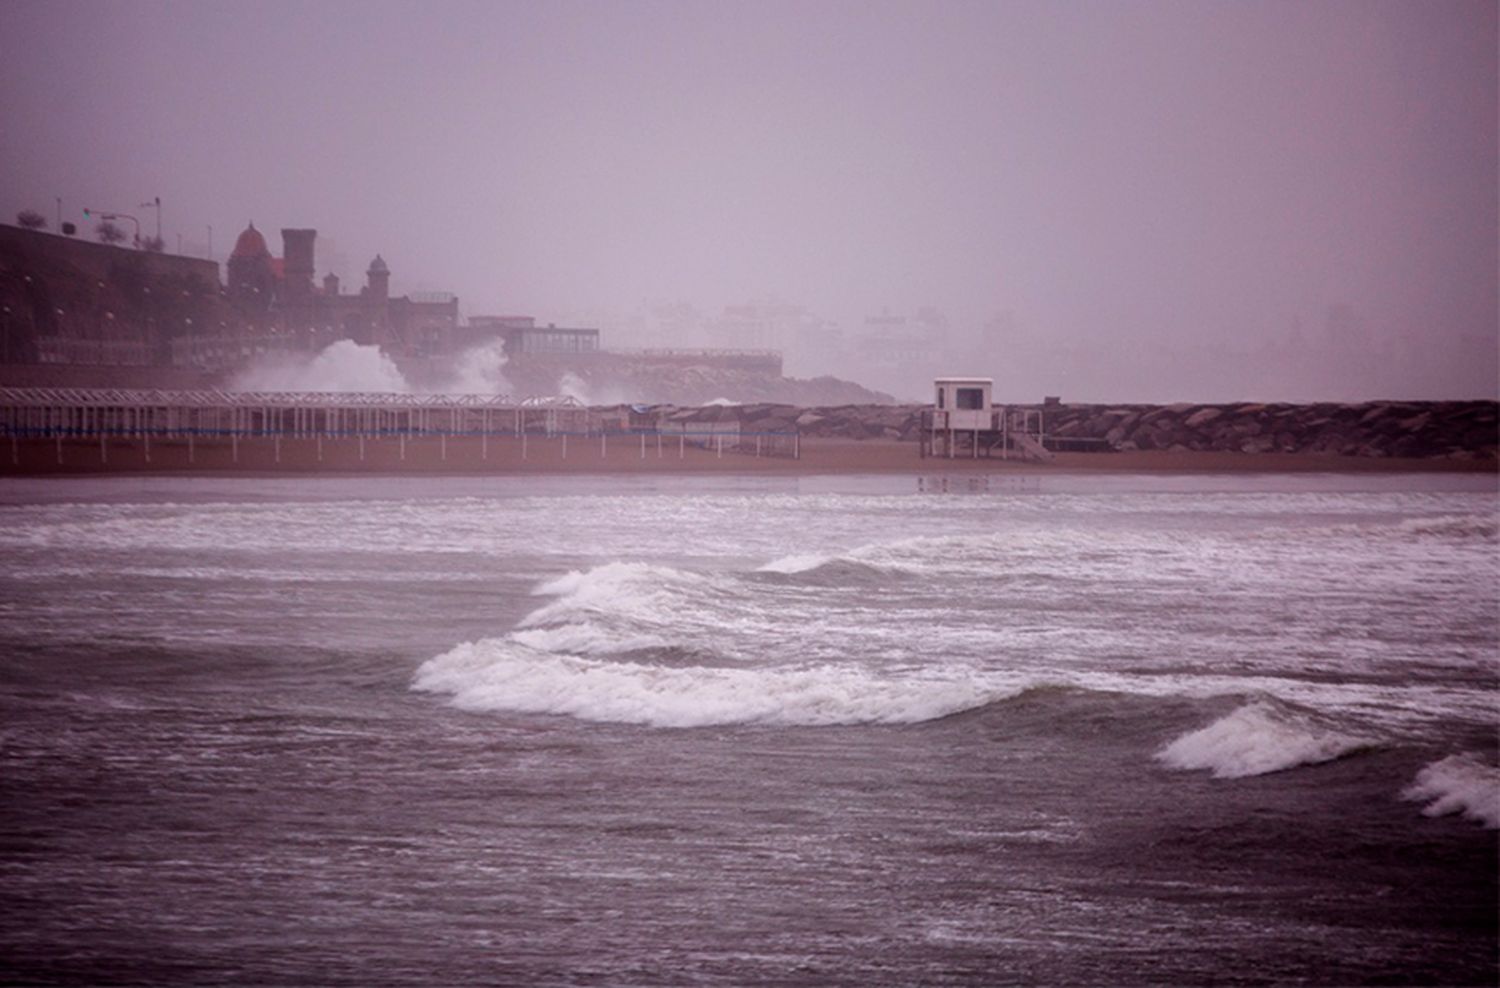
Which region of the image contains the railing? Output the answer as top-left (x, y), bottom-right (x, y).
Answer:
top-left (0, 387), bottom-right (581, 409)
top-left (0, 386), bottom-right (800, 460)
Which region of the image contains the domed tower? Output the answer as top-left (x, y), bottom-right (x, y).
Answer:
top-left (366, 254), bottom-right (390, 302)
top-left (226, 222), bottom-right (274, 309)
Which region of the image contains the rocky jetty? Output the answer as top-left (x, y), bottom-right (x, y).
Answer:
top-left (650, 400), bottom-right (1498, 460)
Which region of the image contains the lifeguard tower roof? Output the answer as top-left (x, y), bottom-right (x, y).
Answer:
top-left (934, 376), bottom-right (993, 385)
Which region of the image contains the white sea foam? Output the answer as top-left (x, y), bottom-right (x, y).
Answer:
top-left (757, 553), bottom-right (835, 574)
top-left (510, 622), bottom-right (671, 657)
top-left (440, 339), bottom-right (512, 394)
top-left (230, 339), bottom-right (411, 392)
top-left (1402, 752), bottom-right (1500, 828)
top-left (1156, 700), bottom-right (1376, 778)
top-left (413, 642), bottom-right (1021, 727)
top-left (521, 561), bottom-right (720, 629)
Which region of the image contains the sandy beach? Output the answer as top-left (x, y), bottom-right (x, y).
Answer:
top-left (4, 433), bottom-right (1493, 476)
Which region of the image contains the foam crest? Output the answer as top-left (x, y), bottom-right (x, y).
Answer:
top-left (1395, 514), bottom-right (1498, 540)
top-left (522, 561), bottom-right (719, 629)
top-left (757, 553), bottom-right (833, 574)
top-left (759, 533), bottom-right (1021, 580)
top-left (1156, 700), bottom-right (1376, 778)
top-left (413, 642), bottom-right (1020, 727)
top-left (1402, 753), bottom-right (1500, 828)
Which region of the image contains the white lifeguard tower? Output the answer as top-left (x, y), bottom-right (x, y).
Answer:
top-left (921, 377), bottom-right (1052, 461)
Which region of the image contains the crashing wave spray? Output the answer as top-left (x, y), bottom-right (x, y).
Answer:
top-left (557, 371), bottom-right (593, 405)
top-left (230, 339), bottom-right (412, 392)
top-left (441, 339), bottom-right (512, 394)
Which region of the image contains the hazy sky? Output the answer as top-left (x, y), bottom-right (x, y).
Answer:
top-left (2, 0), bottom-right (1495, 398)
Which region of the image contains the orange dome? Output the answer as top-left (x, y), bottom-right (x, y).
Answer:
top-left (231, 222), bottom-right (269, 258)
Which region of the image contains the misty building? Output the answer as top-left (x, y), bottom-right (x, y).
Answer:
top-left (463, 315), bottom-right (600, 357)
top-left (859, 308), bottom-right (949, 396)
top-left (225, 224), bottom-right (458, 357)
top-left (0, 222), bottom-right (220, 374)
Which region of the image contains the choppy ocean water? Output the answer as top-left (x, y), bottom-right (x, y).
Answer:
top-left (0, 472), bottom-right (1495, 986)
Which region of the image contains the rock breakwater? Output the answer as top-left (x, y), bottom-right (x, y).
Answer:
top-left (653, 400), bottom-right (1497, 461)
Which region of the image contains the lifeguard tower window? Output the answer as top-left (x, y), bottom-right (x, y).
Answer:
top-left (955, 388), bottom-right (985, 410)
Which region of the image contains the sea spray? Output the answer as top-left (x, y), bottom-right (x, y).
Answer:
top-left (1156, 699), bottom-right (1377, 778)
top-left (442, 339), bottom-right (512, 394)
top-left (558, 371), bottom-right (593, 405)
top-left (231, 339), bottom-right (411, 392)
top-left (1402, 752), bottom-right (1500, 828)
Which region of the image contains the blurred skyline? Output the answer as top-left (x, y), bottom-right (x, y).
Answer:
top-left (2, 0), bottom-right (1495, 401)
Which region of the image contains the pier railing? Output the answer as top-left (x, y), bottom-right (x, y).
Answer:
top-left (0, 387), bottom-right (800, 463)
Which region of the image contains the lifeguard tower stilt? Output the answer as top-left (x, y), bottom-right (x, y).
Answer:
top-left (919, 377), bottom-right (1053, 461)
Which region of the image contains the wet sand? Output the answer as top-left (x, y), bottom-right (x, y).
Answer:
top-left (3, 434), bottom-right (1493, 476)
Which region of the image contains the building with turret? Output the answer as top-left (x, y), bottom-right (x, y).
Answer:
top-left (224, 224), bottom-right (458, 357)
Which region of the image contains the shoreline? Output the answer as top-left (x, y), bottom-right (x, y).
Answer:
top-left (3, 435), bottom-right (1494, 477)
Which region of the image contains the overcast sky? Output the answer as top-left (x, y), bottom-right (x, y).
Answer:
top-left (2, 0), bottom-right (1495, 399)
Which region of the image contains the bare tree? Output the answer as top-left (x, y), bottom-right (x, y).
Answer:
top-left (96, 220), bottom-right (127, 245)
top-left (16, 209), bottom-right (47, 230)
top-left (139, 235), bottom-right (166, 253)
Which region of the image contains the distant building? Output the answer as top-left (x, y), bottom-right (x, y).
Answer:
top-left (0, 222), bottom-right (220, 368)
top-left (463, 315), bottom-right (600, 356)
top-left (224, 223), bottom-right (459, 356)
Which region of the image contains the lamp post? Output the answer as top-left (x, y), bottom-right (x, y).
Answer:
top-left (139, 197), bottom-right (161, 242)
top-left (83, 208), bottom-right (141, 246)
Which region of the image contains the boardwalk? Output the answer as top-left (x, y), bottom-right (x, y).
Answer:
top-left (0, 388), bottom-right (799, 473)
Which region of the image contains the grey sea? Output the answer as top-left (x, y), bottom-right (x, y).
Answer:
top-left (1, 472), bottom-right (1495, 986)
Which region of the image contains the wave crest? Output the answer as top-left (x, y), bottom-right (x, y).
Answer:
top-left (1394, 514), bottom-right (1498, 540)
top-left (413, 642), bottom-right (1020, 728)
top-left (758, 533), bottom-right (1024, 581)
top-left (1402, 752), bottom-right (1500, 828)
top-left (1155, 699), bottom-right (1376, 778)
top-left (522, 561), bottom-right (725, 631)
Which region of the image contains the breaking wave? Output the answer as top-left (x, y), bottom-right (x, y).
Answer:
top-left (1291, 513), bottom-right (1500, 543)
top-left (1402, 752), bottom-right (1500, 828)
top-left (758, 533), bottom-right (1027, 579)
top-left (414, 557), bottom-right (1036, 726)
top-left (413, 643), bottom-right (1021, 728)
top-left (756, 553), bottom-right (833, 575)
top-left (1155, 699), bottom-right (1377, 778)
top-left (526, 561), bottom-right (715, 615)
top-left (1393, 514), bottom-right (1498, 541)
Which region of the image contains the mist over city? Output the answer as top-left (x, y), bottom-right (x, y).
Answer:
top-left (3, 5), bottom-right (1499, 987)
top-left (2, 0), bottom-right (1494, 402)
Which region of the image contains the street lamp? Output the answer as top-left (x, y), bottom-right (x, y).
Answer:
top-left (138, 197), bottom-right (161, 242)
top-left (82, 208), bottom-right (141, 246)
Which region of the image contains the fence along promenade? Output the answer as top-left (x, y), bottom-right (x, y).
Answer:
top-left (0, 387), bottom-right (800, 467)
